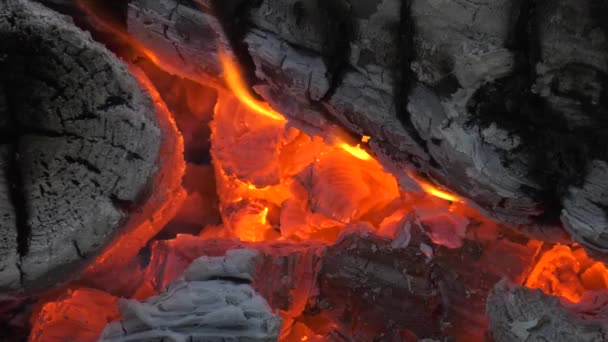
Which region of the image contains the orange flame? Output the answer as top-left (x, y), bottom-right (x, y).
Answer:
top-left (217, 51), bottom-right (464, 206)
top-left (337, 143), bottom-right (372, 161)
top-left (406, 171), bottom-right (461, 202)
top-left (76, 0), bottom-right (161, 65)
top-left (219, 50), bottom-right (286, 122)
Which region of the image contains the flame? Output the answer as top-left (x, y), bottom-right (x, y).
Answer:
top-left (406, 171), bottom-right (461, 203)
top-left (337, 143), bottom-right (372, 161)
top-left (76, 0), bottom-right (161, 65)
top-left (219, 51), bottom-right (286, 122)
top-left (526, 245), bottom-right (608, 303)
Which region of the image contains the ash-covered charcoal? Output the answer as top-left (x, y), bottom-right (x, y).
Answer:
top-left (98, 249), bottom-right (282, 342)
top-left (487, 280), bottom-right (608, 342)
top-left (0, 0), bottom-right (163, 295)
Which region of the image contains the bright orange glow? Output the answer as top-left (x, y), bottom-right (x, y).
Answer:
top-left (526, 245), bottom-right (608, 303)
top-left (29, 289), bottom-right (119, 342)
top-left (361, 135), bottom-right (371, 143)
top-left (406, 171), bottom-right (462, 203)
top-left (337, 143), bottom-right (372, 161)
top-left (260, 207), bottom-right (270, 225)
top-left (219, 50), bottom-right (286, 122)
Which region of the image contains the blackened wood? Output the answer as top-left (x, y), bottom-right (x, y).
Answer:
top-left (0, 0), bottom-right (162, 295)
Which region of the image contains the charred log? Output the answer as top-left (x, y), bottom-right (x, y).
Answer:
top-left (487, 280), bottom-right (608, 342)
top-left (0, 0), bottom-right (164, 295)
top-left (126, 0), bottom-right (608, 256)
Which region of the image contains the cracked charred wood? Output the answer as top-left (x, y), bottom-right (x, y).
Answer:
top-left (99, 249), bottom-right (282, 342)
top-left (0, 0), bottom-right (163, 295)
top-left (487, 280), bottom-right (608, 342)
top-left (315, 218), bottom-right (539, 340)
top-left (126, 0), bottom-right (608, 255)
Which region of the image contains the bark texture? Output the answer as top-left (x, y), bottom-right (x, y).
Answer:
top-left (126, 0), bottom-right (608, 255)
top-left (487, 280), bottom-right (608, 342)
top-left (0, 0), bottom-right (162, 294)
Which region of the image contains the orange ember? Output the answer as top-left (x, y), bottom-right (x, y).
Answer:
top-left (525, 245), bottom-right (608, 303)
top-left (30, 289), bottom-right (119, 342)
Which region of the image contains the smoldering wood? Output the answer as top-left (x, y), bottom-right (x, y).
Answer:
top-left (98, 249), bottom-right (282, 342)
top-left (487, 280), bottom-right (608, 342)
top-left (317, 219), bottom-right (540, 340)
top-left (0, 0), bottom-right (162, 294)
top-left (126, 0), bottom-right (608, 255)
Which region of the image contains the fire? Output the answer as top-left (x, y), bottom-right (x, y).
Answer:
top-left (337, 143), bottom-right (372, 161)
top-left (525, 245), bottom-right (608, 303)
top-left (406, 170), bottom-right (462, 203)
top-left (76, 0), bottom-right (161, 65)
top-left (219, 51), bottom-right (286, 122)
top-left (25, 5), bottom-right (608, 342)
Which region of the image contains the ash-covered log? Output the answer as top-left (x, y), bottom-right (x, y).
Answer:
top-left (98, 249), bottom-right (282, 342)
top-left (487, 280), bottom-right (608, 342)
top-left (126, 0), bottom-right (608, 256)
top-left (0, 0), bottom-right (169, 295)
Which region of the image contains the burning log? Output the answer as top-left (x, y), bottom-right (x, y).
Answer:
top-left (0, 0), bottom-right (176, 295)
top-left (487, 280), bottom-right (608, 342)
top-left (126, 0), bottom-right (608, 256)
top-left (98, 249), bottom-right (282, 342)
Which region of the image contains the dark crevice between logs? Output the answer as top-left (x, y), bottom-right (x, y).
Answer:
top-left (395, 1), bottom-right (437, 168)
top-left (315, 0), bottom-right (353, 103)
top-left (465, 0), bottom-right (560, 223)
top-left (467, 0), bottom-right (608, 224)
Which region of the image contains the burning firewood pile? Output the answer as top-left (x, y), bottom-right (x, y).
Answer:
top-left (1, 0), bottom-right (608, 341)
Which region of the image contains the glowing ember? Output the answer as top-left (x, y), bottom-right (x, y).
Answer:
top-left (525, 245), bottom-right (608, 303)
top-left (30, 289), bottom-right (119, 342)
